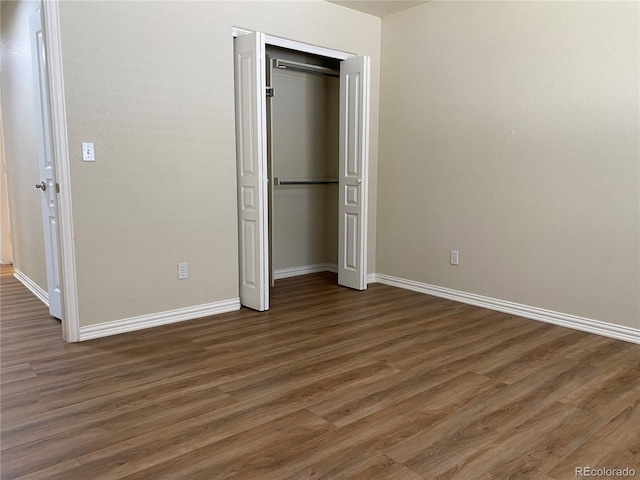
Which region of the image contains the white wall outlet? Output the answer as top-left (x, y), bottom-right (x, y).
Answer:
top-left (178, 262), bottom-right (188, 279)
top-left (82, 142), bottom-right (95, 161)
top-left (450, 250), bottom-right (459, 266)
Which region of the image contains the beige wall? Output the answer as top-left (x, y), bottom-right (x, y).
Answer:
top-left (377, 2), bottom-right (640, 328)
top-left (1, 110), bottom-right (14, 265)
top-left (57, 1), bottom-right (380, 326)
top-left (0, 0), bottom-right (47, 285)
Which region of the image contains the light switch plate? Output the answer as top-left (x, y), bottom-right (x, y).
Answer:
top-left (82, 142), bottom-right (95, 161)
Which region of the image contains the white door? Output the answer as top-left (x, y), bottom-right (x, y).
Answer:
top-left (30, 11), bottom-right (62, 319)
top-left (234, 32), bottom-right (269, 311)
top-left (338, 56), bottom-right (370, 290)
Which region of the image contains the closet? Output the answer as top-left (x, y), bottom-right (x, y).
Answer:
top-left (266, 46), bottom-right (341, 286)
top-left (233, 30), bottom-right (369, 311)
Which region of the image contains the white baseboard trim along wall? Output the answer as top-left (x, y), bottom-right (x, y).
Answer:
top-left (14, 269), bottom-right (49, 307)
top-left (370, 273), bottom-right (640, 345)
top-left (17, 264), bottom-right (635, 343)
top-left (274, 263), bottom-right (337, 280)
top-left (79, 298), bottom-right (241, 341)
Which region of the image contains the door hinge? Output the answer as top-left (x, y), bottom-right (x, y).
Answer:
top-left (266, 86), bottom-right (274, 97)
top-left (56, 183), bottom-right (60, 193)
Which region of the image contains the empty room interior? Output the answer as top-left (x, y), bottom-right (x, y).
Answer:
top-left (1, 1), bottom-right (639, 479)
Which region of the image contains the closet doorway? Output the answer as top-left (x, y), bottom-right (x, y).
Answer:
top-left (233, 30), bottom-right (370, 311)
top-left (266, 46), bottom-right (340, 288)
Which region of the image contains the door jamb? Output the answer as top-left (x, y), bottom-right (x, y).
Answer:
top-left (232, 28), bottom-right (356, 61)
top-left (42, 0), bottom-right (80, 342)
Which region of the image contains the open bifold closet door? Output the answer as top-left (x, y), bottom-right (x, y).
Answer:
top-left (338, 56), bottom-right (370, 291)
top-left (234, 32), bottom-right (269, 311)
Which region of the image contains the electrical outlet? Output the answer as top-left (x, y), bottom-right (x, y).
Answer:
top-left (450, 250), bottom-right (459, 266)
top-left (178, 262), bottom-right (188, 279)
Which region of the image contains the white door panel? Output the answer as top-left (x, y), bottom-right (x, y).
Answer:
top-left (338, 56), bottom-right (369, 290)
top-left (234, 32), bottom-right (269, 311)
top-left (31, 11), bottom-right (62, 319)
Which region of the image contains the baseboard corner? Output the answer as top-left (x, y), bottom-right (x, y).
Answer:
top-left (78, 297), bottom-right (241, 341)
top-left (13, 268), bottom-right (49, 307)
top-left (274, 263), bottom-right (338, 280)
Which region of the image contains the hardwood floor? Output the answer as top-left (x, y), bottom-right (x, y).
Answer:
top-left (1, 268), bottom-right (639, 479)
top-left (0, 264), bottom-right (14, 277)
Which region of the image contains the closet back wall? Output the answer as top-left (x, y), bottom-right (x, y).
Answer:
top-left (270, 52), bottom-right (340, 275)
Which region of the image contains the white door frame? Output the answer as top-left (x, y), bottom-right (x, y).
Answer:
top-left (40, 1), bottom-right (80, 341)
top-left (232, 28), bottom-right (355, 62)
top-left (232, 28), bottom-right (370, 308)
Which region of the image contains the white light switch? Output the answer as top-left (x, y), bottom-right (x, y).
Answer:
top-left (82, 142), bottom-right (95, 161)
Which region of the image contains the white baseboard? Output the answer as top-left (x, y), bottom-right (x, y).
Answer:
top-left (275, 265), bottom-right (378, 287)
top-left (374, 273), bottom-right (639, 345)
top-left (274, 263), bottom-right (337, 280)
top-left (13, 269), bottom-right (49, 307)
top-left (79, 298), bottom-right (241, 341)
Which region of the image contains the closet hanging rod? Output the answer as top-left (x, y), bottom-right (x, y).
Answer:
top-left (273, 59), bottom-right (340, 78)
top-left (274, 177), bottom-right (338, 186)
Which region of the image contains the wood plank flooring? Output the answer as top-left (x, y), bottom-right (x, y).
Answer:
top-left (2, 267), bottom-right (639, 479)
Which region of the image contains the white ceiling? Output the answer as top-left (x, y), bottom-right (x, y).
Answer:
top-left (326, 1), bottom-right (429, 18)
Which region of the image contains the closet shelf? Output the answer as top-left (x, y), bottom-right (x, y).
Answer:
top-left (273, 59), bottom-right (340, 78)
top-left (274, 177), bottom-right (338, 186)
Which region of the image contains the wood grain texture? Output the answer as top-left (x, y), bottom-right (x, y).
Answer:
top-left (2, 267), bottom-right (639, 479)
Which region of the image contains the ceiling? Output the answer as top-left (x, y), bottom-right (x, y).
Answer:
top-left (326, 1), bottom-right (429, 18)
